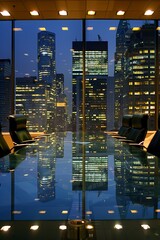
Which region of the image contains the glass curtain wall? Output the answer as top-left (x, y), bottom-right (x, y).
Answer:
top-left (0, 21), bottom-right (12, 131)
top-left (85, 20), bottom-right (159, 132)
top-left (14, 20), bottom-right (82, 133)
top-left (0, 19), bottom-right (160, 132)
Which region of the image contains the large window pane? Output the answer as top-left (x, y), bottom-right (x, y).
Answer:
top-left (0, 21), bottom-right (12, 131)
top-left (86, 20), bottom-right (157, 131)
top-left (15, 20), bottom-right (82, 132)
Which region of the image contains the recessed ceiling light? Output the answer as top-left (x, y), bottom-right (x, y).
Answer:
top-left (114, 224), bottom-right (123, 230)
top-left (117, 10), bottom-right (125, 16)
top-left (59, 10), bottom-right (67, 16)
top-left (59, 225), bottom-right (67, 230)
top-left (1, 226), bottom-right (11, 231)
top-left (86, 224), bottom-right (94, 229)
top-left (30, 10), bottom-right (39, 16)
top-left (0, 10), bottom-right (10, 16)
top-left (30, 225), bottom-right (39, 231)
top-left (109, 27), bottom-right (117, 31)
top-left (141, 224), bottom-right (150, 230)
top-left (88, 10), bottom-right (96, 16)
top-left (144, 9), bottom-right (154, 16)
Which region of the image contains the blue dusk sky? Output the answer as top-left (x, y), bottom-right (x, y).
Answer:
top-left (0, 19), bottom-right (152, 94)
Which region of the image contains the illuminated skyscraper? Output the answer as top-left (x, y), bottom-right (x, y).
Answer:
top-left (38, 31), bottom-right (56, 132)
top-left (114, 20), bottom-right (130, 129)
top-left (0, 59), bottom-right (11, 130)
top-left (16, 76), bottom-right (46, 131)
top-left (126, 22), bottom-right (158, 129)
top-left (72, 41), bottom-right (108, 132)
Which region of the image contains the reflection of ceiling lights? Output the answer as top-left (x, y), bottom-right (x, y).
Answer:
top-left (30, 10), bottom-right (39, 16)
top-left (39, 27), bottom-right (46, 31)
top-left (59, 10), bottom-right (67, 16)
top-left (87, 27), bottom-right (93, 30)
top-left (144, 9), bottom-right (154, 15)
top-left (62, 27), bottom-right (68, 31)
top-left (117, 10), bottom-right (125, 15)
top-left (88, 10), bottom-right (96, 15)
top-left (13, 28), bottom-right (23, 31)
top-left (0, 10), bottom-right (10, 16)
top-left (109, 27), bottom-right (117, 31)
top-left (132, 27), bottom-right (141, 31)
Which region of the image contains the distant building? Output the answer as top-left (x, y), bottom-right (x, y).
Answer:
top-left (126, 22), bottom-right (158, 130)
top-left (38, 31), bottom-right (56, 132)
top-left (114, 20), bottom-right (130, 129)
top-left (72, 40), bottom-right (108, 132)
top-left (0, 59), bottom-right (11, 131)
top-left (107, 76), bottom-right (115, 130)
top-left (16, 76), bottom-right (46, 131)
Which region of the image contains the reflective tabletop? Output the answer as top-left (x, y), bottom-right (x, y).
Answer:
top-left (0, 132), bottom-right (160, 239)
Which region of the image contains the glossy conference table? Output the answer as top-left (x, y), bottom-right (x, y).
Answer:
top-left (0, 132), bottom-right (160, 240)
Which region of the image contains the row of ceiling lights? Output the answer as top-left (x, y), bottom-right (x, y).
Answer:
top-left (0, 223), bottom-right (151, 232)
top-left (0, 9), bottom-right (155, 17)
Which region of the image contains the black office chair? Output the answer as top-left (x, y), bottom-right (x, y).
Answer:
top-left (113, 114), bottom-right (133, 138)
top-left (8, 114), bottom-right (35, 145)
top-left (121, 113), bottom-right (148, 143)
top-left (0, 123), bottom-right (11, 158)
top-left (143, 114), bottom-right (160, 157)
top-left (0, 122), bottom-right (29, 158)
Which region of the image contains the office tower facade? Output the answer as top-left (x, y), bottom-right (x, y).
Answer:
top-left (16, 76), bottom-right (46, 131)
top-left (56, 73), bottom-right (64, 95)
top-left (114, 20), bottom-right (130, 129)
top-left (38, 31), bottom-right (56, 132)
top-left (56, 73), bottom-right (68, 131)
top-left (72, 41), bottom-right (108, 132)
top-left (126, 23), bottom-right (158, 130)
top-left (107, 76), bottom-right (115, 130)
top-left (0, 59), bottom-right (11, 130)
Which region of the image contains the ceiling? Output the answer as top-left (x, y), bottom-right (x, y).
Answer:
top-left (0, 0), bottom-right (160, 20)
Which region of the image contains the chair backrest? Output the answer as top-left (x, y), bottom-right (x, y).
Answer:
top-left (147, 113), bottom-right (160, 157)
top-left (126, 113), bottom-right (148, 143)
top-left (0, 123), bottom-right (11, 158)
top-left (147, 130), bottom-right (160, 157)
top-left (8, 114), bottom-right (32, 144)
top-left (118, 114), bottom-right (133, 137)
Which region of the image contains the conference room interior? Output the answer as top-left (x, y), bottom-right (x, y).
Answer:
top-left (1, 0), bottom-right (160, 239)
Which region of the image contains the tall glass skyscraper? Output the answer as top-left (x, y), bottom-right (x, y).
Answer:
top-left (38, 31), bottom-right (56, 132)
top-left (114, 20), bottom-right (130, 129)
top-left (72, 41), bottom-right (108, 132)
top-left (0, 59), bottom-right (11, 130)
